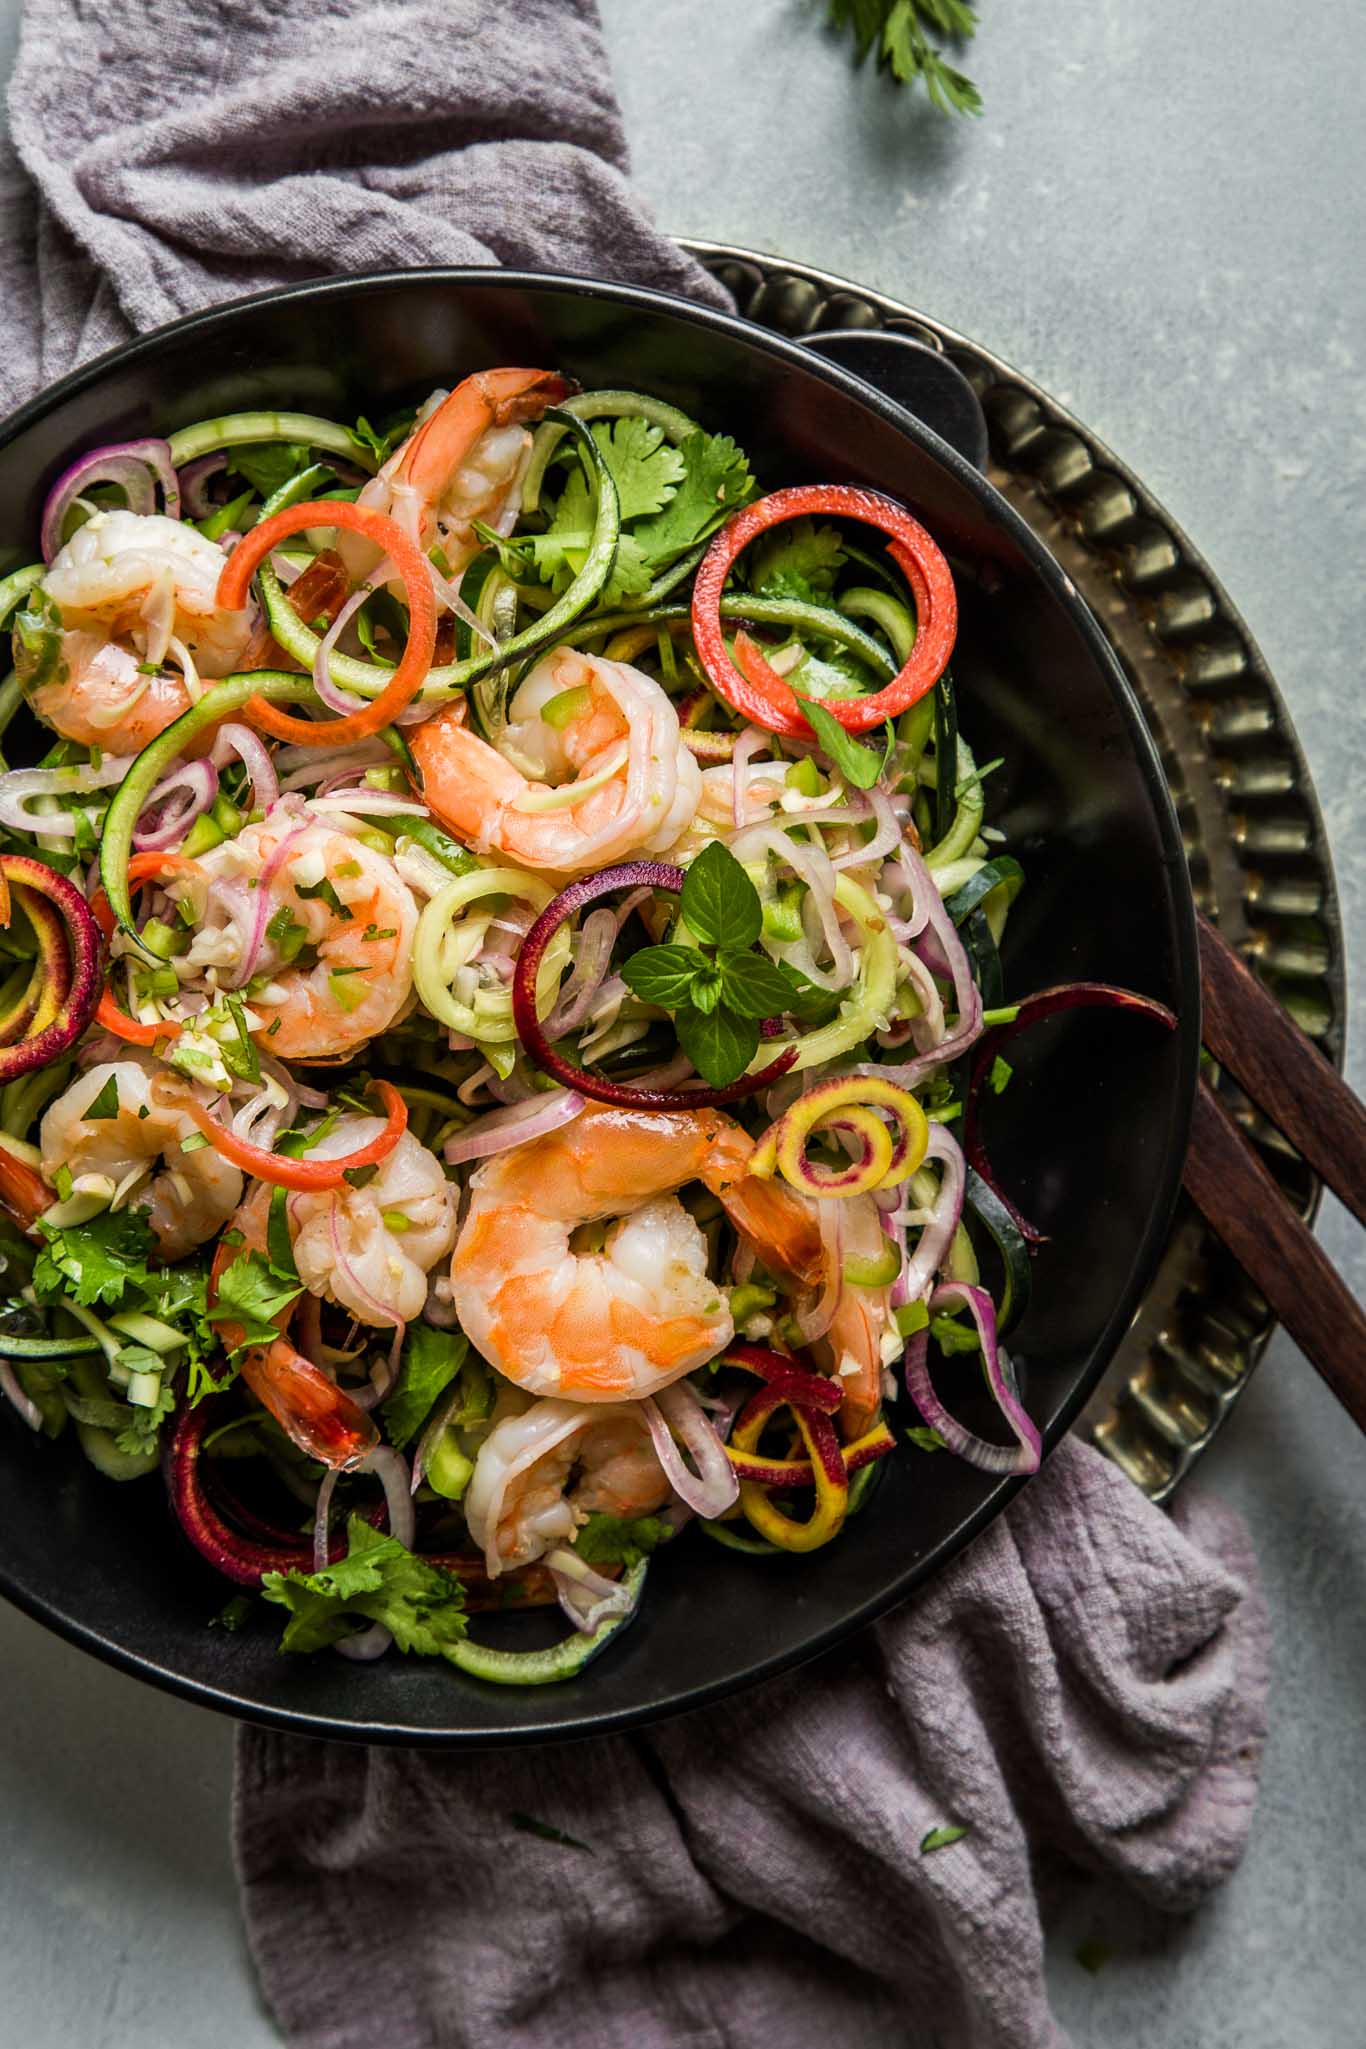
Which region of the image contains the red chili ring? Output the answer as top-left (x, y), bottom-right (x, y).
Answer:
top-left (690, 484), bottom-right (958, 738)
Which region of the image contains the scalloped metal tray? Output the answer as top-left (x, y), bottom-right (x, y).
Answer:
top-left (687, 240), bottom-right (1345, 1501)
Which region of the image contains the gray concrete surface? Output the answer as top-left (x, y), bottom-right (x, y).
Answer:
top-left (1, 2), bottom-right (1363, 2043)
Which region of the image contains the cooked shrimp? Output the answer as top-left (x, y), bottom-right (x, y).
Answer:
top-left (283, 1119), bottom-right (458, 1328)
top-left (450, 1102), bottom-right (823, 1401)
top-left (411, 647), bottom-right (701, 874)
top-left (216, 1188), bottom-right (376, 1468)
top-left (818, 1195), bottom-right (898, 1438)
top-left (19, 510), bottom-right (251, 750)
top-left (465, 1397), bottom-right (670, 1577)
top-left (347, 367), bottom-right (569, 571)
top-left (39, 1056), bottom-right (242, 1259)
top-left (183, 816), bottom-right (419, 1059)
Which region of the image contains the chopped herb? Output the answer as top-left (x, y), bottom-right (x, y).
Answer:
top-left (988, 1055), bottom-right (1013, 1095)
top-left (343, 1163), bottom-right (379, 1190)
top-left (295, 876), bottom-right (351, 921)
top-left (210, 1594), bottom-right (253, 1633)
top-left (921, 1823), bottom-right (971, 1853)
top-left (265, 904), bottom-right (310, 963)
top-left (905, 1425), bottom-right (947, 1453)
top-left (180, 1131), bottom-right (211, 1154)
top-left (362, 923), bottom-right (397, 942)
top-left (574, 1513), bottom-right (669, 1569)
top-left (793, 690), bottom-right (894, 791)
top-left (83, 1074), bottom-right (121, 1121)
top-left (261, 1514), bottom-right (468, 1657)
top-left (509, 1812), bottom-right (595, 1855)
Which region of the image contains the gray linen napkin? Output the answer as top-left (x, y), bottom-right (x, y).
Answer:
top-left (1, 4), bottom-right (1270, 2044)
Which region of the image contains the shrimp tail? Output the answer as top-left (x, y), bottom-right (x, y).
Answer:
top-left (0, 1136), bottom-right (52, 1236)
top-left (239, 1339), bottom-right (379, 1470)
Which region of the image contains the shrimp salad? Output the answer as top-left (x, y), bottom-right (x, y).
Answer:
top-left (0, 373), bottom-right (1172, 1687)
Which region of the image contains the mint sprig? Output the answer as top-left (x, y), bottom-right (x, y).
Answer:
top-left (619, 841), bottom-right (816, 1087)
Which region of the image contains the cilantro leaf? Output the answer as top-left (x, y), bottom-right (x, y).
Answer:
top-left (793, 691), bottom-right (892, 791)
top-left (573, 1513), bottom-right (670, 1569)
top-left (34, 1209), bottom-right (155, 1308)
top-left (83, 1073), bottom-right (121, 1121)
top-left (629, 430), bottom-right (755, 566)
top-left (619, 943), bottom-right (704, 1010)
top-left (675, 1001), bottom-right (758, 1087)
top-left (750, 516), bottom-right (845, 604)
top-left (228, 442), bottom-right (310, 498)
top-left (208, 1249), bottom-right (303, 1355)
top-left (681, 840), bottom-right (762, 951)
top-left (381, 1324), bottom-right (469, 1450)
top-left (114, 1381), bottom-right (175, 1458)
top-left (528, 464), bottom-right (652, 606)
top-left (717, 951), bottom-right (804, 1020)
top-left (262, 1515), bottom-right (468, 1657)
top-left (589, 416), bottom-right (685, 521)
top-left (828, 0), bottom-right (982, 118)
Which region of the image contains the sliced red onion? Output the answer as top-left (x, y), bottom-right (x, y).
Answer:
top-left (795, 1200), bottom-right (845, 1344)
top-left (211, 723), bottom-right (279, 811)
top-left (312, 1441), bottom-right (414, 1576)
top-left (542, 906), bottom-right (617, 1035)
top-left (276, 738), bottom-right (393, 793)
top-left (644, 1381), bottom-right (740, 1519)
top-left (310, 789), bottom-right (429, 819)
top-left (854, 841), bottom-right (983, 1091)
top-left (832, 783), bottom-right (902, 872)
top-left (313, 1466), bottom-right (341, 1573)
top-left (132, 758), bottom-right (218, 853)
top-left (362, 1444), bottom-right (416, 1548)
top-left (731, 725), bottom-right (769, 828)
top-left (0, 1360), bottom-right (43, 1431)
top-left (422, 1273), bottom-right (460, 1330)
top-left (0, 756), bottom-right (135, 836)
top-left (41, 437), bottom-right (180, 561)
top-left (176, 452), bottom-right (230, 517)
top-left (328, 1199), bottom-right (400, 1329)
top-left (893, 1123), bottom-right (965, 1309)
top-left (336, 1621), bottom-right (394, 1661)
top-left (544, 1546), bottom-right (639, 1634)
top-left (903, 1280), bottom-right (1041, 1475)
top-left (230, 821), bottom-right (309, 988)
top-left (312, 586), bottom-right (372, 714)
top-left (729, 822), bottom-right (852, 991)
top-left (442, 1088), bottom-right (586, 1166)
top-left (348, 1320), bottom-right (405, 1412)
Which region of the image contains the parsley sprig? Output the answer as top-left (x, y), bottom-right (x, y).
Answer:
top-left (827, 0), bottom-right (982, 117)
top-left (619, 841), bottom-right (820, 1087)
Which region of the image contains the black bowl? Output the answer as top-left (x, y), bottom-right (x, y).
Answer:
top-left (0, 271), bottom-right (1198, 1744)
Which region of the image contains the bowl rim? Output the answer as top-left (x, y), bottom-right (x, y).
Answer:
top-left (0, 266), bottom-right (1201, 1743)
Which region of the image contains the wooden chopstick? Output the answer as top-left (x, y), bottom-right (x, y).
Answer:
top-left (1197, 913), bottom-right (1366, 1228)
top-left (1183, 1081), bottom-right (1366, 1435)
top-left (1181, 915), bottom-right (1366, 1438)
